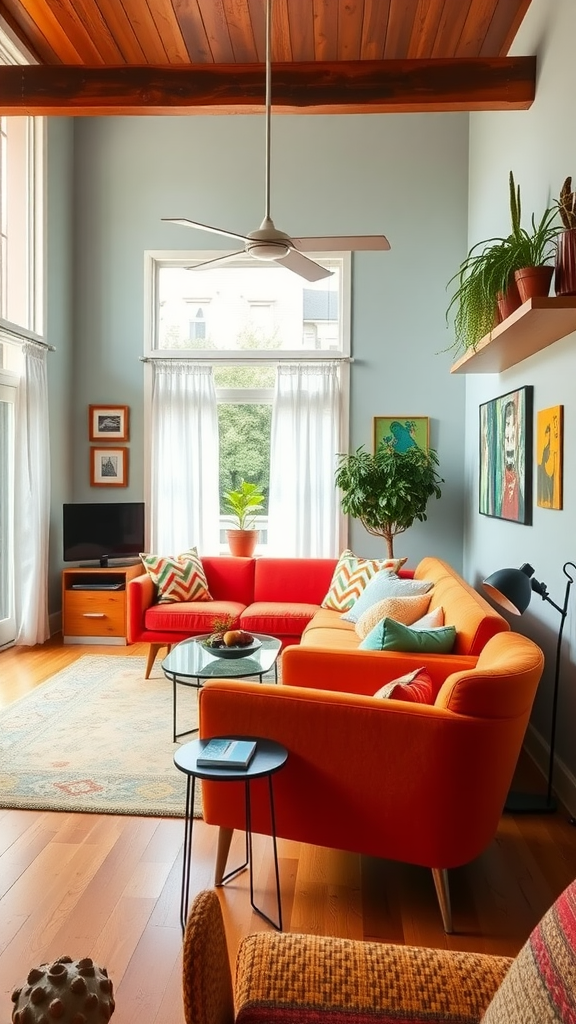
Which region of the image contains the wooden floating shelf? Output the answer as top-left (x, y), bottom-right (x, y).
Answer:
top-left (450, 296), bottom-right (576, 374)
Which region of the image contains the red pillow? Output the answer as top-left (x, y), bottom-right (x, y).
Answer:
top-left (373, 667), bottom-right (433, 704)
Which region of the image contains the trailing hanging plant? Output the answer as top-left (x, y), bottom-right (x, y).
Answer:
top-left (445, 171), bottom-right (559, 355)
top-left (334, 441), bottom-right (443, 558)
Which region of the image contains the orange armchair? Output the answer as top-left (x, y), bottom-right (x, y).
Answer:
top-left (198, 631), bottom-right (544, 932)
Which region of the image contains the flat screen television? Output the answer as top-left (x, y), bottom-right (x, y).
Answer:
top-left (63, 502), bottom-right (146, 567)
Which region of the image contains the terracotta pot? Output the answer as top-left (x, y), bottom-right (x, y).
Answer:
top-left (226, 529), bottom-right (259, 557)
top-left (514, 265), bottom-right (554, 304)
top-left (555, 228), bottom-right (576, 296)
top-left (496, 279), bottom-right (522, 322)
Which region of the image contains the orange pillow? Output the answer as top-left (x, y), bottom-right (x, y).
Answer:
top-left (373, 667), bottom-right (433, 704)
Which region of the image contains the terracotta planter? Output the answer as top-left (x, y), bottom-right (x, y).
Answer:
top-left (555, 228), bottom-right (576, 296)
top-left (226, 529), bottom-right (259, 557)
top-left (496, 278), bottom-right (522, 322)
top-left (514, 265), bottom-right (554, 304)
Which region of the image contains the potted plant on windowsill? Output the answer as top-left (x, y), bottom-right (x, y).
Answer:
top-left (334, 441), bottom-right (443, 558)
top-left (223, 479), bottom-right (265, 557)
top-left (446, 172), bottom-right (559, 356)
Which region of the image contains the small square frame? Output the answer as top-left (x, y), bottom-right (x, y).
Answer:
top-left (89, 405), bottom-right (129, 442)
top-left (90, 446), bottom-right (128, 487)
top-left (373, 416), bottom-right (429, 453)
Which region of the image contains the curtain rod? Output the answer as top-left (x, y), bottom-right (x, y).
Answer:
top-left (0, 331), bottom-right (55, 352)
top-left (140, 354), bottom-right (353, 363)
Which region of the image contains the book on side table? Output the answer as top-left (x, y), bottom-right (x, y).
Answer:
top-left (197, 738), bottom-right (257, 769)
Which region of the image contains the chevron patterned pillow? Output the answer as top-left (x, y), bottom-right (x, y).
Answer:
top-left (140, 547), bottom-right (212, 604)
top-left (321, 550), bottom-right (407, 612)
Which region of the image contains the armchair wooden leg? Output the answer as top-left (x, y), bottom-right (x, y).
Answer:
top-left (145, 643), bottom-right (170, 679)
top-left (432, 867), bottom-right (453, 933)
top-left (215, 827), bottom-right (234, 885)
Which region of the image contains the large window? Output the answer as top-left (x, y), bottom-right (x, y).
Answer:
top-left (145, 253), bottom-right (350, 554)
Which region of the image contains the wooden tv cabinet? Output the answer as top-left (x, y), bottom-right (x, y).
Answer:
top-left (62, 563), bottom-right (142, 645)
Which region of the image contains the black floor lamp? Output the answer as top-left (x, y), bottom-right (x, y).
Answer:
top-left (483, 561), bottom-right (576, 814)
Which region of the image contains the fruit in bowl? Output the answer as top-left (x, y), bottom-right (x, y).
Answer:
top-left (223, 629), bottom-right (254, 647)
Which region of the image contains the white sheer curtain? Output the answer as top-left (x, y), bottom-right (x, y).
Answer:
top-left (268, 362), bottom-right (341, 557)
top-left (150, 361), bottom-right (220, 554)
top-left (14, 343), bottom-right (50, 645)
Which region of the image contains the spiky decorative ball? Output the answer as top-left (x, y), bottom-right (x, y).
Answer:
top-left (11, 956), bottom-right (115, 1024)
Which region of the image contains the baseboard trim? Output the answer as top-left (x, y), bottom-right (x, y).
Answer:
top-left (522, 722), bottom-right (576, 821)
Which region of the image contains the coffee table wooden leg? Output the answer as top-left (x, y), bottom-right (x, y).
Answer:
top-left (215, 826), bottom-right (234, 885)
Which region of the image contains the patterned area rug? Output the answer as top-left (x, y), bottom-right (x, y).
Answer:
top-left (0, 655), bottom-right (206, 817)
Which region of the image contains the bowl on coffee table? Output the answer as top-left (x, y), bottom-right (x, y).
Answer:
top-left (199, 637), bottom-right (262, 660)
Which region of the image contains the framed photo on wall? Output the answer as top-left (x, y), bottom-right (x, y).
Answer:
top-left (479, 385), bottom-right (533, 524)
top-left (373, 416), bottom-right (429, 453)
top-left (536, 405), bottom-right (563, 510)
top-left (90, 447), bottom-right (128, 487)
top-left (89, 405), bottom-right (129, 442)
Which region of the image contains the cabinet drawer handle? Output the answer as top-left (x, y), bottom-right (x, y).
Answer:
top-left (82, 613), bottom-right (106, 618)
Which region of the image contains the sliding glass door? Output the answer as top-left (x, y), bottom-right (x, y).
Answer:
top-left (0, 377), bottom-right (16, 648)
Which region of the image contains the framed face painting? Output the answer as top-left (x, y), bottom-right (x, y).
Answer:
top-left (373, 416), bottom-right (429, 453)
top-left (479, 385), bottom-right (533, 524)
top-left (537, 405), bottom-right (563, 510)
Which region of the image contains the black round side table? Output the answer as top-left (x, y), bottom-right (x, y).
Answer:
top-left (174, 736), bottom-right (288, 932)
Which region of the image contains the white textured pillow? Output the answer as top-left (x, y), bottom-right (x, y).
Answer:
top-left (355, 592), bottom-right (433, 640)
top-left (410, 606), bottom-right (444, 629)
top-left (341, 572), bottom-right (433, 624)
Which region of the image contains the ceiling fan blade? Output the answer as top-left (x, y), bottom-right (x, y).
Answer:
top-left (291, 235), bottom-right (391, 252)
top-left (162, 218), bottom-right (250, 244)
top-left (187, 251), bottom-right (245, 271)
top-left (279, 248), bottom-right (333, 282)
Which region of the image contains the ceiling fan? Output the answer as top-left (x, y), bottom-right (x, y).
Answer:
top-left (161, 0), bottom-right (390, 282)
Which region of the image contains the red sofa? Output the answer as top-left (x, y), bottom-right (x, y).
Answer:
top-left (127, 556), bottom-right (340, 677)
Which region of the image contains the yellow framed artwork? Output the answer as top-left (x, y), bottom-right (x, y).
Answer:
top-left (536, 405), bottom-right (563, 509)
top-left (373, 416), bottom-right (429, 453)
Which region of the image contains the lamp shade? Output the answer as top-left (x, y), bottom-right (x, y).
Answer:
top-left (482, 563), bottom-right (535, 615)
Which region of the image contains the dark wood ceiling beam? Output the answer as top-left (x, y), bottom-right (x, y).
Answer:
top-left (0, 56), bottom-right (535, 115)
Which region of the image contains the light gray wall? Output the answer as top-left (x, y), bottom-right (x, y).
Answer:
top-left (67, 110), bottom-right (469, 570)
top-left (464, 0), bottom-right (576, 810)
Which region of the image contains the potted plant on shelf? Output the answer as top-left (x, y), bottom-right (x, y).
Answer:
top-left (334, 441), bottom-right (443, 558)
top-left (446, 172), bottom-right (559, 356)
top-left (555, 175), bottom-right (576, 296)
top-left (223, 479), bottom-right (265, 557)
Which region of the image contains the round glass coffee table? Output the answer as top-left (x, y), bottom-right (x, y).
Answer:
top-left (162, 633), bottom-right (282, 742)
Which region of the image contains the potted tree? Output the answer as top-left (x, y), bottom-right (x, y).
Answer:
top-left (334, 441), bottom-right (443, 557)
top-left (446, 172), bottom-right (559, 356)
top-left (223, 479), bottom-right (265, 557)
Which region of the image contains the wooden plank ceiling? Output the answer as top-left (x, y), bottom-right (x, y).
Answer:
top-left (0, 0), bottom-right (537, 115)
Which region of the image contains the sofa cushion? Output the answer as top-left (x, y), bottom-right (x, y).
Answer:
top-left (254, 558), bottom-right (338, 604)
top-left (321, 550), bottom-right (407, 612)
top-left (481, 878), bottom-right (576, 1024)
top-left (341, 572), bottom-right (432, 623)
top-left (241, 603), bottom-right (320, 637)
top-left (374, 667), bottom-right (434, 703)
top-left (144, 600), bottom-right (245, 633)
top-left (411, 606), bottom-right (445, 629)
top-left (140, 547), bottom-right (212, 604)
top-left (359, 617), bottom-right (457, 654)
top-left (354, 593), bottom-right (433, 639)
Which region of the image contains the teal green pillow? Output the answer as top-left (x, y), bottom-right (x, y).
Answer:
top-left (359, 616), bottom-right (457, 654)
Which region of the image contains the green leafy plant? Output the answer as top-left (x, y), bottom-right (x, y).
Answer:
top-left (223, 479), bottom-right (265, 530)
top-left (334, 442), bottom-right (443, 557)
top-left (446, 172), bottom-right (559, 355)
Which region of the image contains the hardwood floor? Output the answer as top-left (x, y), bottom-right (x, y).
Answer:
top-left (1, 637), bottom-right (576, 1023)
